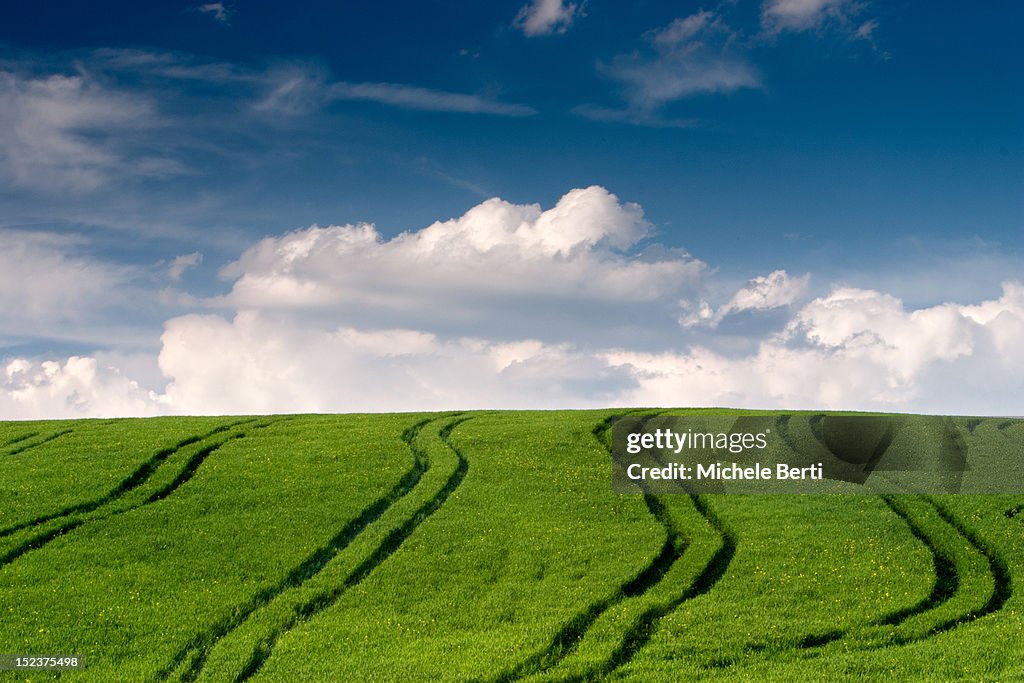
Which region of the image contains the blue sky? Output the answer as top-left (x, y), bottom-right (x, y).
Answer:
top-left (1, 1), bottom-right (1022, 418)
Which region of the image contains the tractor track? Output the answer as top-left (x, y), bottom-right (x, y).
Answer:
top-left (2, 428), bottom-right (73, 456)
top-left (230, 415), bottom-right (473, 683)
top-left (0, 419), bottom-right (254, 539)
top-left (0, 431), bottom-right (39, 450)
top-left (597, 493), bottom-right (735, 679)
top-left (630, 414), bottom-right (1012, 672)
top-left (0, 420), bottom-right (262, 568)
top-left (156, 415), bottom-right (471, 682)
top-left (157, 416), bottom-right (440, 682)
top-left (499, 412), bottom-right (735, 682)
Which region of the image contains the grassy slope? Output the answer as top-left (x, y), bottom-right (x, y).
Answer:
top-left (0, 411), bottom-right (1020, 682)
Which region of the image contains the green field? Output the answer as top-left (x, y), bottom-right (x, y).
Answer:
top-left (0, 411), bottom-right (1021, 681)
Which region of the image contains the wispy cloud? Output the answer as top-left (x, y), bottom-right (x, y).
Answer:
top-left (326, 81), bottom-right (535, 116)
top-left (0, 229), bottom-right (134, 336)
top-left (514, 0), bottom-right (583, 37)
top-left (571, 104), bottom-right (700, 128)
top-left (855, 18), bottom-right (880, 41)
top-left (252, 65), bottom-right (536, 117)
top-left (761, 0), bottom-right (875, 37)
top-left (578, 10), bottom-right (759, 125)
top-left (197, 2), bottom-right (232, 24)
top-left (0, 69), bottom-right (171, 192)
top-left (251, 63), bottom-right (535, 117)
top-left (167, 252), bottom-right (203, 281)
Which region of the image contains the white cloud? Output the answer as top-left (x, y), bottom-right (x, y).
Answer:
top-left (583, 11), bottom-right (759, 123)
top-left (613, 282), bottom-right (1024, 414)
top-left (251, 65), bottom-right (535, 117)
top-left (0, 230), bottom-right (131, 333)
top-left (155, 312), bottom-right (632, 414)
top-left (1, 357), bottom-right (165, 420)
top-left (514, 0), bottom-right (582, 37)
top-left (197, 2), bottom-right (231, 24)
top-left (0, 69), bottom-right (162, 192)
top-left (683, 270), bottom-right (810, 327)
top-left (10, 278), bottom-right (1014, 419)
top-left (761, 0), bottom-right (866, 34)
top-left (216, 186), bottom-right (706, 342)
top-left (325, 81), bottom-right (535, 116)
top-left (600, 52), bottom-right (758, 112)
top-left (3, 189), bottom-right (1023, 420)
top-left (855, 19), bottom-right (879, 40)
top-left (168, 252), bottom-right (203, 281)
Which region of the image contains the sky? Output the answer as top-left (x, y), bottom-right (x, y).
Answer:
top-left (1, 0), bottom-right (1022, 418)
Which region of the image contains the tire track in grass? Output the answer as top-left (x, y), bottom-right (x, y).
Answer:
top-left (0, 431), bottom-right (39, 450)
top-left (157, 416), bottom-right (437, 682)
top-left (638, 415), bottom-right (994, 668)
top-left (772, 420), bottom-right (1012, 662)
top-left (496, 494), bottom-right (685, 682)
top-left (599, 493), bottom-right (735, 678)
top-left (774, 416), bottom-right (971, 645)
top-left (598, 413), bottom-right (736, 679)
top-left (752, 494), bottom-right (1006, 666)
top-left (0, 419), bottom-right (255, 539)
top-left (874, 496), bottom-right (959, 626)
top-left (0, 420), bottom-right (262, 568)
top-left (2, 428), bottom-right (73, 456)
top-left (229, 416), bottom-right (472, 683)
top-left (733, 493), bottom-right (959, 657)
top-left (501, 413), bottom-right (735, 682)
top-left (1006, 505), bottom-right (1022, 519)
top-left (922, 496), bottom-right (1012, 627)
top-left (492, 413), bottom-right (673, 681)
top-left (159, 415), bottom-right (469, 682)
top-left (621, 416), bottom-right (1009, 673)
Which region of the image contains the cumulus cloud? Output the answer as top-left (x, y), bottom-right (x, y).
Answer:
top-left (156, 312), bottom-right (633, 414)
top-left (12, 278), bottom-right (1016, 419)
top-left (613, 282), bottom-right (1024, 414)
top-left (514, 0), bottom-right (583, 37)
top-left (682, 270), bottom-right (810, 327)
top-left (1, 357), bottom-right (165, 420)
top-left (0, 69), bottom-right (165, 192)
top-left (216, 186), bottom-right (706, 343)
top-left (3, 189), bottom-right (1024, 419)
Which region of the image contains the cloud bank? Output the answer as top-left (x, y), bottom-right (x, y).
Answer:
top-left (2, 188), bottom-right (1023, 418)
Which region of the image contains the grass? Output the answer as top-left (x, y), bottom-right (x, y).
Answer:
top-left (0, 410), bottom-right (1020, 681)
